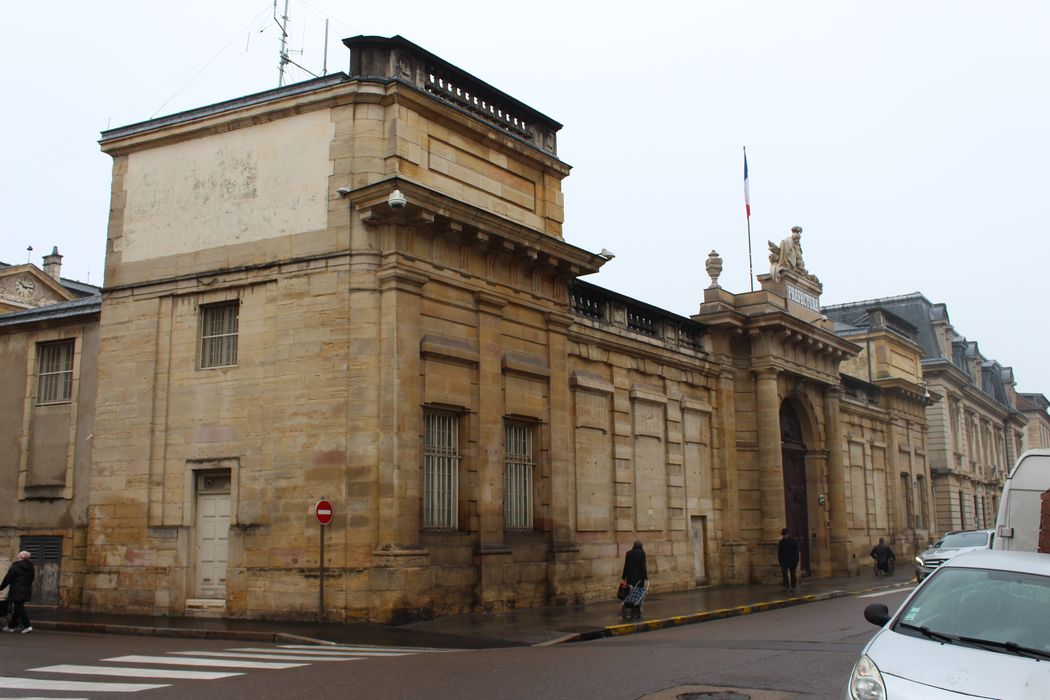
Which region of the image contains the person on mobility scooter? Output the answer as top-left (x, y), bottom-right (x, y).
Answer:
top-left (870, 537), bottom-right (896, 576)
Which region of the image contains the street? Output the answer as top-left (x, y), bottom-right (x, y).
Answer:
top-left (0, 583), bottom-right (914, 699)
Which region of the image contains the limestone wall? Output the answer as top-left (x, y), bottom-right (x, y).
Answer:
top-left (0, 316), bottom-right (97, 606)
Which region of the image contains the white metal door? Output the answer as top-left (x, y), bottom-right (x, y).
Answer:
top-left (690, 515), bottom-right (707, 584)
top-left (196, 492), bottom-right (230, 598)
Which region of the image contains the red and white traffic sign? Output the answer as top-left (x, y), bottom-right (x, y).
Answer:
top-left (314, 499), bottom-right (334, 525)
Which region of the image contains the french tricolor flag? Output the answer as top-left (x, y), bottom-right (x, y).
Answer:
top-left (744, 149), bottom-right (751, 219)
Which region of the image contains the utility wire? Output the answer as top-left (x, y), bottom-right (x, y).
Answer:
top-left (150, 4), bottom-right (273, 117)
top-left (0, 3), bottom-right (272, 192)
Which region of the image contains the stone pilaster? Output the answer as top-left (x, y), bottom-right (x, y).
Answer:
top-left (475, 292), bottom-right (511, 608)
top-left (544, 311), bottom-right (580, 604)
top-left (756, 367), bottom-right (784, 543)
top-left (824, 386), bottom-right (851, 575)
top-left (375, 266), bottom-right (428, 550)
top-left (717, 368), bottom-right (740, 540)
top-left (370, 265), bottom-right (431, 622)
top-left (717, 367), bottom-right (749, 584)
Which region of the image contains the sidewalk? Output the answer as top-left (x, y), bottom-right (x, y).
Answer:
top-left (28, 571), bottom-right (915, 648)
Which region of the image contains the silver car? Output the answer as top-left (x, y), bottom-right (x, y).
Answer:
top-left (914, 529), bottom-right (994, 581)
top-left (847, 550), bottom-right (1050, 699)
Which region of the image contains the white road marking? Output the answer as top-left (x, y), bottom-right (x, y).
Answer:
top-left (167, 650), bottom-right (363, 662)
top-left (30, 664), bottom-right (244, 680)
top-left (275, 648), bottom-right (408, 656)
top-left (277, 644), bottom-right (445, 654)
top-left (104, 655), bottom-right (306, 670)
top-left (0, 676), bottom-right (168, 692)
top-left (858, 587), bottom-right (915, 598)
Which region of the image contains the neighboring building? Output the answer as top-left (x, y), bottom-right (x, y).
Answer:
top-left (1, 247), bottom-right (98, 315)
top-left (0, 37), bottom-right (1014, 623)
top-left (818, 300), bottom-right (937, 559)
top-left (0, 251), bottom-right (100, 606)
top-left (1017, 393), bottom-right (1050, 450)
top-left (824, 294), bottom-right (1027, 536)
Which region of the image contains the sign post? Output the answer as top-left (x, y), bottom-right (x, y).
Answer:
top-left (314, 499), bottom-right (333, 623)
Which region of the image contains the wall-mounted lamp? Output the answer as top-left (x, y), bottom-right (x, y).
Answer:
top-left (336, 186), bottom-right (352, 196)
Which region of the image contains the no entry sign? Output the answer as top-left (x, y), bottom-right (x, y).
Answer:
top-left (315, 499), bottom-right (334, 525)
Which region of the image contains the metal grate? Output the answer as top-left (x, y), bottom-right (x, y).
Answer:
top-left (200, 302), bottom-right (239, 368)
top-left (36, 340), bottom-right (74, 404)
top-left (423, 410), bottom-right (459, 530)
top-left (504, 421), bottom-right (534, 530)
top-left (19, 535), bottom-right (62, 605)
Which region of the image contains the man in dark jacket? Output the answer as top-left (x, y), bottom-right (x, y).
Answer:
top-left (778, 528), bottom-right (800, 592)
top-left (1, 550), bottom-right (35, 633)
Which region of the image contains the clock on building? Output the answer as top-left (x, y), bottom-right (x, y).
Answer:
top-left (14, 276), bottom-right (35, 299)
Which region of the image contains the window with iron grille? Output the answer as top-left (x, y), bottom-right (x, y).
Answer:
top-left (36, 339), bottom-right (74, 405)
top-left (423, 410), bottom-right (459, 530)
top-left (504, 421), bottom-right (534, 530)
top-left (200, 302), bottom-right (239, 369)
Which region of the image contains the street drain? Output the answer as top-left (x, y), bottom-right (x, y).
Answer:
top-left (677, 693), bottom-right (751, 700)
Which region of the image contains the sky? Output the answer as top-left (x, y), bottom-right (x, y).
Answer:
top-left (3, 2), bottom-right (1048, 395)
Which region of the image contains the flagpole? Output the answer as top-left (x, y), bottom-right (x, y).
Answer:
top-left (744, 147), bottom-right (754, 292)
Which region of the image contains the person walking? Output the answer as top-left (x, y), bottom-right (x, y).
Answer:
top-left (620, 540), bottom-right (648, 617)
top-left (778, 528), bottom-right (800, 592)
top-left (621, 540), bottom-right (648, 590)
top-left (1, 550), bottom-right (35, 633)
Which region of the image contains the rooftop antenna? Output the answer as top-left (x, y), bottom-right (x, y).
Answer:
top-left (26, 245), bottom-right (33, 263)
top-left (322, 19), bottom-right (329, 76)
top-left (275, 0), bottom-right (290, 86)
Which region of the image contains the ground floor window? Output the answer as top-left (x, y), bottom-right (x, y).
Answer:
top-left (423, 410), bottom-right (459, 530)
top-left (504, 420), bottom-right (534, 530)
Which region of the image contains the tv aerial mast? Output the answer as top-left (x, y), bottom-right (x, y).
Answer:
top-left (275, 0), bottom-right (290, 86)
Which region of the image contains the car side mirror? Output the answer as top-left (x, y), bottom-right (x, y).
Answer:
top-left (864, 603), bottom-right (891, 627)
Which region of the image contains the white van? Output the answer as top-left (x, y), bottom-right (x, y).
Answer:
top-left (993, 448), bottom-right (1050, 553)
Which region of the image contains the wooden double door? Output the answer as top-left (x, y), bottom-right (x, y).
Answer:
top-left (781, 404), bottom-right (810, 576)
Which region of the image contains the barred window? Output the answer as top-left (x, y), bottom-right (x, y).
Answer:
top-left (200, 302), bottom-right (239, 369)
top-left (504, 421), bottom-right (534, 530)
top-left (37, 340), bottom-right (74, 405)
top-left (423, 410), bottom-right (459, 530)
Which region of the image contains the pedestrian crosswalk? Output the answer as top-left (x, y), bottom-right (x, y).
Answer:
top-left (0, 642), bottom-right (462, 696)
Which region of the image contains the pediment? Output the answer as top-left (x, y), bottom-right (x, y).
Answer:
top-left (0, 265), bottom-right (76, 313)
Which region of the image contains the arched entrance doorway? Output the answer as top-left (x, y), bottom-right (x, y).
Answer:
top-left (780, 402), bottom-right (810, 575)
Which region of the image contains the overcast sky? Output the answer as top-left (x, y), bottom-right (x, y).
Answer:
top-left (4, 2), bottom-right (1048, 396)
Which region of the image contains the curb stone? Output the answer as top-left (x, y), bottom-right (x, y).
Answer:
top-left (563, 579), bottom-right (912, 644)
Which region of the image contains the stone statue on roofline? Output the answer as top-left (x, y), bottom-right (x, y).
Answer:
top-left (768, 225), bottom-right (820, 285)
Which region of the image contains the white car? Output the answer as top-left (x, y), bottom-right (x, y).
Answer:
top-left (847, 550), bottom-right (1050, 699)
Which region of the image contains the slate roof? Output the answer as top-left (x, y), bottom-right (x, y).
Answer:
top-left (0, 294), bottom-right (101, 328)
top-left (823, 292), bottom-right (1019, 411)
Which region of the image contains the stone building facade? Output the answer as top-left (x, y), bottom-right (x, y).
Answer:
top-left (0, 252), bottom-right (100, 607)
top-left (1, 36), bottom-right (1015, 623)
top-left (1018, 393), bottom-right (1050, 451)
top-left (824, 294), bottom-right (1028, 535)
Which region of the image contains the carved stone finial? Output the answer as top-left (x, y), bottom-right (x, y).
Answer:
top-left (705, 250), bottom-right (723, 289)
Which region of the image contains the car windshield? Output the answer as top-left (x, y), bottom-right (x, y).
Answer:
top-left (894, 567), bottom-right (1050, 654)
top-left (936, 531), bottom-right (988, 548)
